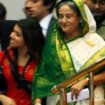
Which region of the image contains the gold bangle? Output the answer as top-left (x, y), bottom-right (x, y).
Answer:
top-left (85, 77), bottom-right (89, 85)
top-left (85, 77), bottom-right (89, 81)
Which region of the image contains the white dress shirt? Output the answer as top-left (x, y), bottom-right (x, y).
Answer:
top-left (39, 14), bottom-right (53, 37)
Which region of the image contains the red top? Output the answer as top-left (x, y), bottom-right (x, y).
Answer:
top-left (0, 49), bottom-right (38, 105)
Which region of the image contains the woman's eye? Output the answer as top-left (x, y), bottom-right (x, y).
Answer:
top-left (16, 33), bottom-right (22, 37)
top-left (66, 16), bottom-right (71, 19)
top-left (32, 0), bottom-right (37, 3)
top-left (12, 30), bottom-right (22, 37)
top-left (59, 15), bottom-right (64, 19)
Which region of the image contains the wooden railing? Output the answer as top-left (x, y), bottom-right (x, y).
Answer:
top-left (51, 57), bottom-right (105, 105)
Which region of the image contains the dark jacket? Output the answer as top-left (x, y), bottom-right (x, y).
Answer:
top-left (0, 20), bottom-right (17, 50)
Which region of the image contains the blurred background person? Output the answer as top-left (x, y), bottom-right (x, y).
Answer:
top-left (0, 18), bottom-right (45, 105)
top-left (0, 2), bottom-right (17, 50)
top-left (0, 3), bottom-right (6, 20)
top-left (0, 2), bottom-right (7, 50)
top-left (84, 0), bottom-right (94, 13)
top-left (24, 1), bottom-right (57, 104)
top-left (84, 0), bottom-right (105, 40)
top-left (24, 0), bottom-right (56, 38)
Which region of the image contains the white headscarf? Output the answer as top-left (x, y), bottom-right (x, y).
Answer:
top-left (84, 4), bottom-right (96, 32)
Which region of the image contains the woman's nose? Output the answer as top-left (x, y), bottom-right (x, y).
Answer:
top-left (94, 3), bottom-right (100, 9)
top-left (62, 17), bottom-right (67, 23)
top-left (10, 32), bottom-right (15, 39)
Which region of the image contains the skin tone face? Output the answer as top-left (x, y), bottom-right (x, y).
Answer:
top-left (92, 0), bottom-right (105, 17)
top-left (9, 24), bottom-right (26, 49)
top-left (58, 4), bottom-right (81, 41)
top-left (25, 0), bottom-right (50, 21)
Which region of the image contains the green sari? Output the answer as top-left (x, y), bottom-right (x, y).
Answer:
top-left (32, 0), bottom-right (105, 104)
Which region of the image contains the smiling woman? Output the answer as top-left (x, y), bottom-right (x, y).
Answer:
top-left (58, 3), bottom-right (81, 41)
top-left (32, 0), bottom-right (105, 105)
top-left (9, 24), bottom-right (25, 49)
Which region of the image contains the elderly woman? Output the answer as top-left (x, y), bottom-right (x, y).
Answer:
top-left (32, 0), bottom-right (105, 105)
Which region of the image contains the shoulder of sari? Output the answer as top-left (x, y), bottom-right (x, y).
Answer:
top-left (32, 22), bottom-right (66, 99)
top-left (56, 29), bottom-right (76, 78)
top-left (80, 46), bottom-right (105, 71)
top-left (84, 32), bottom-right (105, 47)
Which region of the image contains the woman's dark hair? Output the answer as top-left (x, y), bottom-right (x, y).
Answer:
top-left (43, 0), bottom-right (56, 13)
top-left (56, 0), bottom-right (81, 18)
top-left (16, 18), bottom-right (45, 56)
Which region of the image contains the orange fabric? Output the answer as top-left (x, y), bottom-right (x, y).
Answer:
top-left (0, 49), bottom-right (37, 105)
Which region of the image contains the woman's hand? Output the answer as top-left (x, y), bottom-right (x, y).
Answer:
top-left (0, 95), bottom-right (16, 105)
top-left (71, 78), bottom-right (89, 100)
top-left (34, 98), bottom-right (42, 105)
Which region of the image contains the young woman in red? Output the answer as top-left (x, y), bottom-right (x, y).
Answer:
top-left (0, 18), bottom-right (45, 105)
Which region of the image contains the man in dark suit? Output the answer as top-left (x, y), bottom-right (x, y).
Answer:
top-left (24, 0), bottom-right (56, 104)
top-left (24, 0), bottom-right (56, 38)
top-left (0, 3), bottom-right (6, 50)
top-left (0, 4), bottom-right (17, 99)
top-left (0, 20), bottom-right (17, 50)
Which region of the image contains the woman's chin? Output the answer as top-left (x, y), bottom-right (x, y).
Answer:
top-left (8, 45), bottom-right (15, 49)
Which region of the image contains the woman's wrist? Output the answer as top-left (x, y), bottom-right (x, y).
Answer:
top-left (0, 94), bottom-right (5, 103)
top-left (84, 77), bottom-right (89, 86)
top-left (35, 103), bottom-right (41, 105)
top-left (80, 77), bottom-right (89, 87)
top-left (0, 94), bottom-right (4, 99)
top-left (34, 98), bottom-right (42, 105)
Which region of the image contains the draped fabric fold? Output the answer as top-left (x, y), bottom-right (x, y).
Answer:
top-left (32, 0), bottom-right (105, 104)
